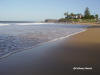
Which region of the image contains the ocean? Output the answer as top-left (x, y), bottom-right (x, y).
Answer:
top-left (0, 23), bottom-right (88, 58)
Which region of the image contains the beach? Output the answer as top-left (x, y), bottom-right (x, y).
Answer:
top-left (0, 0), bottom-right (100, 74)
top-left (0, 23), bottom-right (86, 58)
top-left (0, 23), bottom-right (100, 75)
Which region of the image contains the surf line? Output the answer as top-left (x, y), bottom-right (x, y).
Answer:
top-left (50, 29), bottom-right (87, 42)
top-left (0, 29), bottom-right (87, 60)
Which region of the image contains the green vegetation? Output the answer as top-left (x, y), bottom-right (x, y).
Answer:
top-left (59, 7), bottom-right (99, 23)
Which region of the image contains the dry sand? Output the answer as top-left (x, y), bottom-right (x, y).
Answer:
top-left (61, 26), bottom-right (100, 64)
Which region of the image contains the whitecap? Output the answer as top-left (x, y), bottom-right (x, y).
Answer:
top-left (0, 23), bottom-right (10, 26)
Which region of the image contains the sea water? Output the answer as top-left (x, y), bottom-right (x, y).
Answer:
top-left (0, 23), bottom-right (88, 57)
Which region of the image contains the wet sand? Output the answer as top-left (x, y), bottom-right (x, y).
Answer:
top-left (0, 25), bottom-right (100, 75)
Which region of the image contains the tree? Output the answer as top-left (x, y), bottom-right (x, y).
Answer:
top-left (64, 12), bottom-right (69, 18)
top-left (95, 14), bottom-right (99, 20)
top-left (70, 13), bottom-right (74, 16)
top-left (90, 15), bottom-right (95, 19)
top-left (84, 7), bottom-right (91, 19)
top-left (69, 13), bottom-right (75, 19)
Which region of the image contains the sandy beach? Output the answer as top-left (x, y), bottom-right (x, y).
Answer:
top-left (0, 24), bottom-right (100, 75)
top-left (0, 0), bottom-right (100, 74)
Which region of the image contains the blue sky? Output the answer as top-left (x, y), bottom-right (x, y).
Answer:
top-left (0, 0), bottom-right (100, 21)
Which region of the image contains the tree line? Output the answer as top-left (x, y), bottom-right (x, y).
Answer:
top-left (59, 7), bottom-right (99, 22)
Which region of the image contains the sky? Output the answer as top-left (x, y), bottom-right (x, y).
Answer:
top-left (0, 0), bottom-right (100, 21)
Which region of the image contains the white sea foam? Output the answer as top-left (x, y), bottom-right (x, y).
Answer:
top-left (16, 23), bottom-right (50, 25)
top-left (0, 23), bottom-right (10, 26)
top-left (50, 29), bottom-right (87, 42)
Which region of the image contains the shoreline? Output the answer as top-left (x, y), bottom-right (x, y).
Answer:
top-left (0, 23), bottom-right (99, 60)
top-left (57, 22), bottom-right (100, 25)
top-left (0, 24), bottom-right (100, 74)
top-left (0, 28), bottom-right (87, 60)
top-left (72, 22), bottom-right (100, 26)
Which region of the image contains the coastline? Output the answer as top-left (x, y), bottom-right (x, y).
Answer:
top-left (0, 27), bottom-right (87, 59)
top-left (72, 22), bottom-right (100, 26)
top-left (0, 24), bottom-right (100, 74)
top-left (0, 23), bottom-right (99, 60)
top-left (55, 22), bottom-right (100, 26)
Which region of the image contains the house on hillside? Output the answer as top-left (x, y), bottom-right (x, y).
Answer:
top-left (66, 14), bottom-right (83, 19)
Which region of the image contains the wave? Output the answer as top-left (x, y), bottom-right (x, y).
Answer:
top-left (0, 23), bottom-right (55, 26)
top-left (0, 23), bottom-right (10, 26)
top-left (16, 23), bottom-right (53, 25)
top-left (50, 29), bottom-right (86, 42)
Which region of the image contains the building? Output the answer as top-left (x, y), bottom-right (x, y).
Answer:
top-left (66, 14), bottom-right (83, 19)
